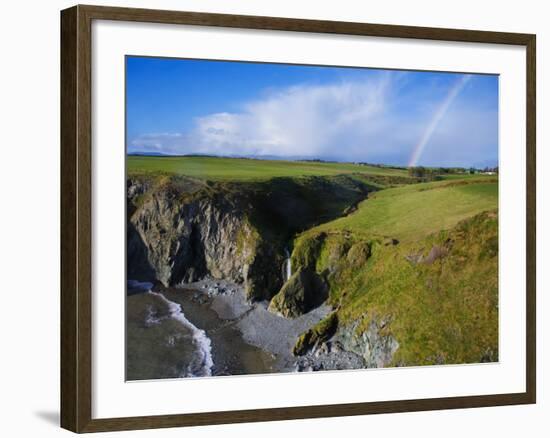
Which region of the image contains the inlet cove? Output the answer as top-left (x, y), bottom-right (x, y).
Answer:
top-left (126, 156), bottom-right (498, 379)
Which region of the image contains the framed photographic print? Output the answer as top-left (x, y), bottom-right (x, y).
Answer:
top-left (60, 4), bottom-right (536, 433)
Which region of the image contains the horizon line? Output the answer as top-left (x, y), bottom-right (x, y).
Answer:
top-left (127, 152), bottom-right (497, 170)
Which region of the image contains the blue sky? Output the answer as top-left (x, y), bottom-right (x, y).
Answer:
top-left (126, 56), bottom-right (498, 168)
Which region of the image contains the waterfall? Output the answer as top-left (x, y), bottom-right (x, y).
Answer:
top-left (284, 248), bottom-right (292, 282)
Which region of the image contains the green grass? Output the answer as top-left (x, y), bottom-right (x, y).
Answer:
top-left (289, 178), bottom-right (499, 366)
top-left (308, 178), bottom-right (498, 242)
top-left (127, 156), bottom-right (409, 181)
top-left (339, 211), bottom-right (499, 366)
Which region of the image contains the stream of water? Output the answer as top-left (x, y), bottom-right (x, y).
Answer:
top-left (284, 248), bottom-right (292, 282)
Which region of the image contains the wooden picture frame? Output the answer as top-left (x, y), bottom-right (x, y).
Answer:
top-left (61, 4), bottom-right (536, 433)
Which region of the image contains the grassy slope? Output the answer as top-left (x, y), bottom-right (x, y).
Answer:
top-left (311, 178), bottom-right (498, 242)
top-left (291, 178), bottom-right (499, 365)
top-left (127, 156), bottom-right (409, 180)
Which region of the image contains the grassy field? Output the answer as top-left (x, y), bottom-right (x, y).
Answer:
top-left (288, 177), bottom-right (498, 366)
top-left (309, 178), bottom-right (498, 242)
top-left (127, 156), bottom-right (409, 180)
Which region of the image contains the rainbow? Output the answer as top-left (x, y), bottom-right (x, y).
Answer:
top-left (408, 74), bottom-right (471, 167)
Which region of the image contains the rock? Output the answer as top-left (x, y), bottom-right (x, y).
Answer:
top-left (407, 245), bottom-right (449, 266)
top-left (331, 341), bottom-right (343, 354)
top-left (405, 252), bottom-right (424, 264)
top-left (314, 342), bottom-right (330, 357)
top-left (268, 268), bottom-right (328, 318)
top-left (383, 237), bottom-right (400, 246)
top-left (127, 179), bottom-right (283, 301)
top-left (293, 312), bottom-right (338, 356)
top-left (346, 241), bottom-right (372, 267)
top-left (423, 245), bottom-right (448, 264)
top-left (338, 318), bottom-right (399, 368)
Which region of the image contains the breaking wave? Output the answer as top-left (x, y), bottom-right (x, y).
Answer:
top-left (148, 291), bottom-right (214, 377)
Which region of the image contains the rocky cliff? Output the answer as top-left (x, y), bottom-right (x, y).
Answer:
top-left (127, 174), bottom-right (377, 301)
top-left (128, 177), bottom-right (274, 300)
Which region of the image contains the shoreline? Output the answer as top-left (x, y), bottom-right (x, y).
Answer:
top-left (126, 286), bottom-right (206, 380)
top-left (127, 277), bottom-right (366, 379)
top-left (156, 281), bottom-right (277, 377)
top-left (148, 290), bottom-right (214, 377)
top-left (169, 277), bottom-right (366, 374)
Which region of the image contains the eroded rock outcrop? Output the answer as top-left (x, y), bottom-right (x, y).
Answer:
top-left (293, 312), bottom-right (338, 355)
top-left (127, 177), bottom-right (282, 301)
top-left (268, 268), bottom-right (328, 318)
top-left (338, 318), bottom-right (399, 368)
top-left (292, 308), bottom-right (399, 366)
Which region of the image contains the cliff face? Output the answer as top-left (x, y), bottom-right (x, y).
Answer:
top-left (128, 179), bottom-right (280, 300)
top-left (127, 174), bottom-right (375, 301)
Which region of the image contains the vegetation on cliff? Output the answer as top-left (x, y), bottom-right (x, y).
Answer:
top-left (289, 178), bottom-right (498, 366)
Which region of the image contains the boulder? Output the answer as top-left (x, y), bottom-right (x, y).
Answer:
top-left (268, 268), bottom-right (328, 318)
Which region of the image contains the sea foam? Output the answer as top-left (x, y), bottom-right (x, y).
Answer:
top-left (149, 291), bottom-right (214, 377)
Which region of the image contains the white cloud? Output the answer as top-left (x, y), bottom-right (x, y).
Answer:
top-left (130, 132), bottom-right (188, 153)
top-left (129, 72), bottom-right (497, 167)
top-left (131, 74), bottom-right (394, 158)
